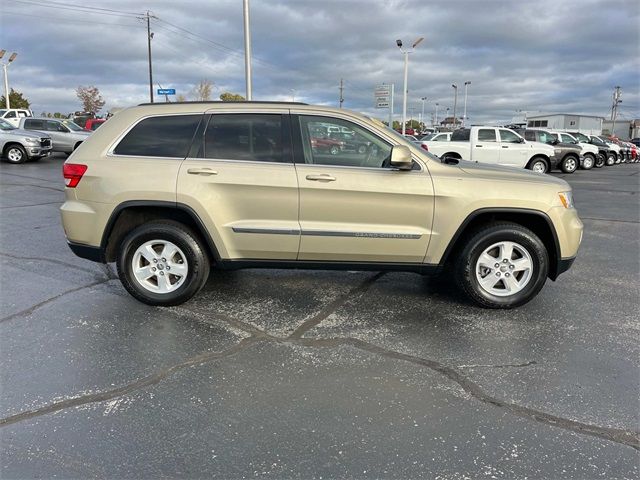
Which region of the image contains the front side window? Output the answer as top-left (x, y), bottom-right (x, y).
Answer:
top-left (477, 129), bottom-right (496, 142)
top-left (561, 133), bottom-right (576, 144)
top-left (5, 111), bottom-right (16, 118)
top-left (17, 111), bottom-right (28, 118)
top-left (62, 120), bottom-right (83, 131)
top-left (499, 129), bottom-right (522, 143)
top-left (47, 120), bottom-right (68, 132)
top-left (24, 119), bottom-right (45, 129)
top-left (298, 115), bottom-right (391, 168)
top-left (114, 115), bottom-right (201, 158)
top-left (203, 114), bottom-right (284, 162)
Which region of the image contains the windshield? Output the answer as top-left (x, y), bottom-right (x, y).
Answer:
top-left (61, 120), bottom-right (83, 131)
top-left (573, 132), bottom-right (589, 142)
top-left (421, 133), bottom-right (436, 141)
top-left (0, 118), bottom-right (16, 130)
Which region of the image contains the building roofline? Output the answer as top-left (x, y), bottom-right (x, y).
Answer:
top-left (527, 113), bottom-right (605, 120)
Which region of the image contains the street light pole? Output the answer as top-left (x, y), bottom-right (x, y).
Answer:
top-left (243, 0), bottom-right (253, 100)
top-left (462, 81), bottom-right (471, 127)
top-left (146, 12), bottom-right (154, 103)
top-left (0, 50), bottom-right (18, 109)
top-left (396, 37), bottom-right (423, 135)
top-left (434, 102), bottom-right (439, 127)
top-left (451, 84), bottom-right (458, 129)
top-left (420, 96), bottom-right (427, 129)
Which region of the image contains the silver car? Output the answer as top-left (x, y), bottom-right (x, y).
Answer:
top-left (0, 118), bottom-right (52, 163)
top-left (19, 118), bottom-right (90, 154)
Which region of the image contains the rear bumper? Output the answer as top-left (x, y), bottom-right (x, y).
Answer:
top-left (67, 242), bottom-right (105, 263)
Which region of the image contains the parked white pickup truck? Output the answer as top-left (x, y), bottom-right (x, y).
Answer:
top-left (423, 127), bottom-right (558, 173)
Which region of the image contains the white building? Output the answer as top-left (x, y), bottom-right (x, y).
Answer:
top-left (602, 119), bottom-right (640, 140)
top-left (526, 113), bottom-right (604, 134)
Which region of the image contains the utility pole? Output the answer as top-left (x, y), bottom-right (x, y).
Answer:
top-left (0, 50), bottom-right (18, 109)
top-left (434, 103), bottom-right (439, 127)
top-left (611, 86), bottom-right (622, 134)
top-left (243, 0), bottom-right (252, 100)
top-left (462, 81), bottom-right (471, 127)
top-left (420, 96), bottom-right (427, 129)
top-left (339, 78), bottom-right (344, 108)
top-left (139, 11), bottom-right (155, 103)
top-left (396, 37), bottom-right (424, 135)
top-left (451, 84), bottom-right (458, 129)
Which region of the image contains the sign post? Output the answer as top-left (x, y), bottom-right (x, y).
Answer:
top-left (374, 83), bottom-right (394, 128)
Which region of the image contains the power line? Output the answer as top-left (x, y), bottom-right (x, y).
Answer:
top-left (11, 0), bottom-right (142, 17)
top-left (1, 10), bottom-right (143, 28)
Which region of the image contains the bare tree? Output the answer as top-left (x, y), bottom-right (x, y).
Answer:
top-left (76, 85), bottom-right (105, 114)
top-left (193, 79), bottom-right (213, 101)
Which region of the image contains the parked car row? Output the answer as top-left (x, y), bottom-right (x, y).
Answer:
top-left (1, 113), bottom-right (96, 163)
top-left (417, 127), bottom-right (638, 174)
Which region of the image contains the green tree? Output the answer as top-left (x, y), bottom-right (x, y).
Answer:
top-left (0, 88), bottom-right (30, 109)
top-left (219, 92), bottom-right (245, 102)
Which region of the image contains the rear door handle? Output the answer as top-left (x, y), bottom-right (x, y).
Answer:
top-left (501, 146), bottom-right (509, 149)
top-left (187, 168), bottom-right (218, 176)
top-left (475, 145), bottom-right (483, 147)
top-left (306, 174), bottom-right (336, 182)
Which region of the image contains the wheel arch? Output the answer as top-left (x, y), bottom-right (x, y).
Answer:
top-left (439, 208), bottom-right (562, 280)
top-left (102, 201), bottom-right (221, 264)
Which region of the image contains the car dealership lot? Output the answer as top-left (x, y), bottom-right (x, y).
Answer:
top-left (1, 157), bottom-right (638, 478)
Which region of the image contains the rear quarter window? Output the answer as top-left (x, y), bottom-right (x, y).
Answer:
top-left (113, 114), bottom-right (201, 158)
top-left (24, 119), bottom-right (45, 129)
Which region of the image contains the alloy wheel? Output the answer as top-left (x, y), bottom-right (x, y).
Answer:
top-left (131, 240), bottom-right (189, 293)
top-left (475, 241), bottom-right (534, 297)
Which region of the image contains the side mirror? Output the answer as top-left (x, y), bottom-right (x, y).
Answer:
top-left (519, 137), bottom-right (526, 143)
top-left (390, 145), bottom-right (413, 170)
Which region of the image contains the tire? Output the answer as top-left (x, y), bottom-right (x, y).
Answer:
top-left (606, 153), bottom-right (616, 166)
top-left (453, 223), bottom-right (549, 309)
top-left (329, 145), bottom-right (339, 155)
top-left (4, 145), bottom-right (27, 164)
top-left (614, 154), bottom-right (621, 164)
top-left (560, 155), bottom-right (578, 174)
top-left (527, 157), bottom-right (548, 174)
top-left (581, 154), bottom-right (594, 170)
top-left (594, 154), bottom-right (605, 168)
top-left (116, 220), bottom-right (210, 306)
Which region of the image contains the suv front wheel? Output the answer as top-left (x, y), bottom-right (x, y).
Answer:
top-left (454, 223), bottom-right (549, 308)
top-left (116, 221), bottom-right (210, 306)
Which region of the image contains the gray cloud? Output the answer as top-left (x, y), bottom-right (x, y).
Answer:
top-left (1, 0), bottom-right (638, 124)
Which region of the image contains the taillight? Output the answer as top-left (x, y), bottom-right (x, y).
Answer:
top-left (63, 163), bottom-right (87, 188)
top-left (420, 144), bottom-right (429, 151)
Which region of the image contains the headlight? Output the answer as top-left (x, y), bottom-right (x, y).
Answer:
top-left (558, 191), bottom-right (574, 209)
top-left (24, 137), bottom-right (39, 144)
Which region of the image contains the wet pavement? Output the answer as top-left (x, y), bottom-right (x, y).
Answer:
top-left (1, 156), bottom-right (638, 478)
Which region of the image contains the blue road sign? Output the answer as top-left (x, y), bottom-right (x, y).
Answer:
top-left (157, 88), bottom-right (176, 95)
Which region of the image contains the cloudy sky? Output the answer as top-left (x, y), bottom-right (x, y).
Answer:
top-left (1, 0), bottom-right (639, 124)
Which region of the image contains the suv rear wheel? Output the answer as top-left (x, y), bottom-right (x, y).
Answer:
top-left (116, 220), bottom-right (210, 306)
top-left (454, 223), bottom-right (549, 308)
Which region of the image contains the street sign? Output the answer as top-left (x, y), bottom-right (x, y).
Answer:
top-left (374, 84), bottom-right (391, 109)
top-left (157, 88), bottom-right (176, 95)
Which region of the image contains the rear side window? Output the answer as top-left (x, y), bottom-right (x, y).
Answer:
top-left (524, 131), bottom-right (536, 141)
top-left (5, 111), bottom-right (16, 118)
top-left (24, 119), bottom-right (45, 129)
top-left (451, 129), bottom-right (470, 141)
top-left (477, 129), bottom-right (496, 142)
top-left (203, 114), bottom-right (284, 162)
top-left (114, 115), bottom-right (201, 158)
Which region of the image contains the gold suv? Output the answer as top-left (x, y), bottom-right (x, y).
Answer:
top-left (60, 102), bottom-right (583, 308)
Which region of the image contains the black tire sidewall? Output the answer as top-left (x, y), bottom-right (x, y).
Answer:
top-left (456, 225), bottom-right (549, 308)
top-left (5, 145), bottom-right (27, 164)
top-left (117, 222), bottom-right (209, 306)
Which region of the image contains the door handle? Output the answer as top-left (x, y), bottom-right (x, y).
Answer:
top-left (501, 146), bottom-right (509, 149)
top-left (475, 145), bottom-right (483, 147)
top-left (187, 168), bottom-right (218, 176)
top-left (306, 174), bottom-right (336, 182)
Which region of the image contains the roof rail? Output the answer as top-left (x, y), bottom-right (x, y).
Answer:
top-left (137, 100), bottom-right (308, 106)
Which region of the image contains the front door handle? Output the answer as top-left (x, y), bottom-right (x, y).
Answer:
top-left (501, 146), bottom-right (509, 149)
top-left (306, 174), bottom-right (336, 182)
top-left (187, 168), bottom-right (218, 176)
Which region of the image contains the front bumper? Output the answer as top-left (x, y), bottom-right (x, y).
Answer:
top-left (26, 145), bottom-right (52, 158)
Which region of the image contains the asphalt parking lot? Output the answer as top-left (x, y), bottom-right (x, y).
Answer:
top-left (1, 155), bottom-right (638, 479)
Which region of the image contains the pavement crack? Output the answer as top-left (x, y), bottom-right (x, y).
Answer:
top-left (580, 217), bottom-right (639, 224)
top-left (289, 336), bottom-right (640, 451)
top-left (0, 251), bottom-right (106, 278)
top-left (0, 279), bottom-right (113, 324)
top-left (0, 201), bottom-right (62, 209)
top-left (288, 272), bottom-right (385, 339)
top-left (457, 361), bottom-right (537, 369)
top-left (0, 337), bottom-right (260, 428)
top-left (0, 172), bottom-right (64, 186)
